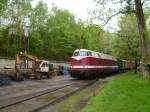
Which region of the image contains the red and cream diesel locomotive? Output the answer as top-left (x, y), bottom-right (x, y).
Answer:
top-left (70, 49), bottom-right (135, 78)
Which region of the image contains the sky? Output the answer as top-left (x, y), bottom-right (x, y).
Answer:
top-left (32, 0), bottom-right (119, 32)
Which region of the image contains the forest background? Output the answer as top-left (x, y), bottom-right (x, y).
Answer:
top-left (0, 0), bottom-right (150, 61)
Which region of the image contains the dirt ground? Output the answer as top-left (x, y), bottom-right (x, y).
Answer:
top-left (0, 75), bottom-right (98, 112)
top-left (0, 72), bottom-right (115, 112)
top-left (0, 76), bottom-right (73, 107)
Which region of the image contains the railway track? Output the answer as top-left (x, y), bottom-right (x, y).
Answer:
top-left (0, 78), bottom-right (97, 112)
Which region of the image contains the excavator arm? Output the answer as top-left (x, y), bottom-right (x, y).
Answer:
top-left (18, 52), bottom-right (40, 62)
top-left (15, 52), bottom-right (41, 79)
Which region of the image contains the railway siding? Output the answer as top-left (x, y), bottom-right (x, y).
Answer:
top-left (0, 76), bottom-right (96, 112)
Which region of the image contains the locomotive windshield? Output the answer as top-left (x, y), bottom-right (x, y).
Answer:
top-left (73, 51), bottom-right (92, 56)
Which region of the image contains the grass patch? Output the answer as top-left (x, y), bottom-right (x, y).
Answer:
top-left (82, 72), bottom-right (150, 112)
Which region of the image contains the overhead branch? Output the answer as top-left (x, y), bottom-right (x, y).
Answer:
top-left (142, 0), bottom-right (146, 6)
top-left (101, 10), bottom-right (135, 27)
top-left (111, 0), bottom-right (126, 4)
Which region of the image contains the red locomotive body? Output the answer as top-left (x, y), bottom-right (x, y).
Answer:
top-left (70, 49), bottom-right (118, 78)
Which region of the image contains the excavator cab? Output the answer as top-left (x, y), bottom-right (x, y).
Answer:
top-left (40, 61), bottom-right (49, 72)
top-left (34, 60), bottom-right (50, 72)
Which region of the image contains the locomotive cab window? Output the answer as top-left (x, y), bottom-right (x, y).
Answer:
top-left (73, 51), bottom-right (91, 56)
top-left (97, 53), bottom-right (101, 58)
top-left (73, 52), bottom-right (79, 56)
top-left (87, 52), bottom-right (92, 56)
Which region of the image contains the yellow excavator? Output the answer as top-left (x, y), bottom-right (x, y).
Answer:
top-left (15, 52), bottom-right (53, 80)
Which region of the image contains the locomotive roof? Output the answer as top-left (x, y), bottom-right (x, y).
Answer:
top-left (74, 49), bottom-right (92, 52)
top-left (74, 49), bottom-right (117, 61)
top-left (98, 53), bottom-right (117, 61)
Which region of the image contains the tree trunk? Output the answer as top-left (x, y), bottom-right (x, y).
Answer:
top-left (134, 0), bottom-right (150, 78)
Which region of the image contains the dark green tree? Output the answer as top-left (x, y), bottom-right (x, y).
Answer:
top-left (0, 0), bottom-right (8, 15)
top-left (112, 15), bottom-right (140, 60)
